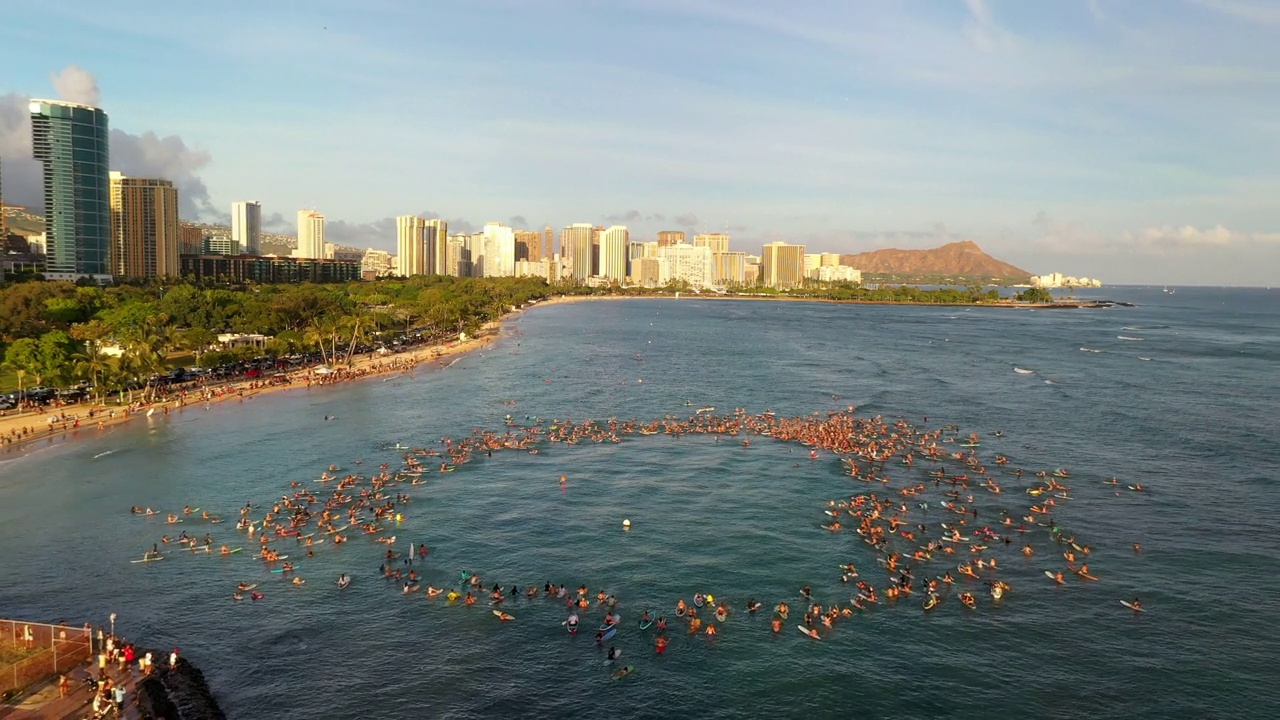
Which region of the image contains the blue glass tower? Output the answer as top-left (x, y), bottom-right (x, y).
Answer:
top-left (29, 99), bottom-right (111, 278)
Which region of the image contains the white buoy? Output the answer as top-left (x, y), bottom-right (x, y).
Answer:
top-left (622, 519), bottom-right (631, 529)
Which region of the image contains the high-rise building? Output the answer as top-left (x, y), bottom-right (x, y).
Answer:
top-left (446, 233), bottom-right (470, 277)
top-left (694, 233), bottom-right (730, 254)
top-left (761, 241), bottom-right (806, 289)
top-left (108, 172), bottom-right (180, 278)
top-left (515, 229), bottom-right (541, 262)
top-left (820, 252), bottom-right (842, 267)
top-left (804, 253), bottom-right (822, 276)
top-left (396, 215), bottom-right (426, 276)
top-left (424, 219), bottom-right (448, 275)
top-left (712, 251), bottom-right (747, 286)
top-left (657, 242), bottom-right (713, 287)
top-left (201, 234), bottom-right (238, 255)
top-left (657, 230), bottom-right (685, 248)
top-left (361, 248), bottom-right (394, 276)
top-left (564, 223), bottom-right (594, 282)
top-left (296, 210), bottom-right (325, 259)
top-left (481, 222), bottom-right (516, 277)
top-left (543, 225), bottom-right (554, 262)
top-left (631, 256), bottom-right (665, 287)
top-left (30, 99), bottom-right (111, 280)
top-left (599, 226), bottom-right (629, 282)
top-left (179, 224), bottom-right (205, 255)
top-left (232, 201), bottom-right (262, 256)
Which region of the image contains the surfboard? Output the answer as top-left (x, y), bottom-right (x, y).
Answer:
top-left (1044, 571), bottom-right (1063, 583)
top-left (611, 666), bottom-right (634, 680)
top-left (797, 625), bottom-right (819, 640)
top-left (270, 565), bottom-right (300, 573)
top-left (638, 619), bottom-right (653, 630)
top-left (492, 610), bottom-right (515, 621)
top-left (131, 556), bottom-right (164, 563)
top-left (1121, 600), bottom-right (1144, 613)
top-left (598, 626), bottom-right (617, 642)
top-left (223, 548), bottom-right (243, 555)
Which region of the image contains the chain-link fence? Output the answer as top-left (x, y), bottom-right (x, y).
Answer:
top-left (0, 619), bottom-right (93, 699)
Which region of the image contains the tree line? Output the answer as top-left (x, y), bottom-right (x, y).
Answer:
top-left (0, 276), bottom-right (553, 397)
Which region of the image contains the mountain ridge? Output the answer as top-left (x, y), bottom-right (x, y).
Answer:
top-left (841, 240), bottom-right (1030, 280)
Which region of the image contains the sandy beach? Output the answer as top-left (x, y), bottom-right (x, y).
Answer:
top-left (0, 317), bottom-right (510, 457)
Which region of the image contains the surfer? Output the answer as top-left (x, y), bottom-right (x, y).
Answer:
top-left (607, 646), bottom-right (621, 662)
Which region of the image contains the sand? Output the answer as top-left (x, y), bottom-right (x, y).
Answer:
top-left (0, 317), bottom-right (510, 457)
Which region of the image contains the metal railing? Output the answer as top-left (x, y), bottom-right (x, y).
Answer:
top-left (0, 619), bottom-right (93, 698)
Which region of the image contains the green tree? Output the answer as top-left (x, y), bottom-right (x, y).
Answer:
top-left (1015, 287), bottom-right (1054, 304)
top-left (37, 330), bottom-right (81, 389)
top-left (3, 338), bottom-right (43, 386)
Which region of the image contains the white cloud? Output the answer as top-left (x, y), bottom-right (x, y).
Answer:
top-left (1188, 0), bottom-right (1280, 26)
top-left (1124, 224), bottom-right (1280, 248)
top-left (1, 66), bottom-right (218, 220)
top-left (963, 0), bottom-right (1015, 52)
top-left (49, 65), bottom-right (101, 107)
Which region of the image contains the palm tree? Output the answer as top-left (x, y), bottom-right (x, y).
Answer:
top-left (126, 320), bottom-right (173, 403)
top-left (305, 316), bottom-right (342, 367)
top-left (72, 348), bottom-right (111, 405)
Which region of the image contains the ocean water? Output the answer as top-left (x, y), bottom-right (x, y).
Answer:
top-left (1, 287), bottom-right (1277, 719)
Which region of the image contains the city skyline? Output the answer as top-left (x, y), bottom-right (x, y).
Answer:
top-left (2, 1), bottom-right (1279, 285)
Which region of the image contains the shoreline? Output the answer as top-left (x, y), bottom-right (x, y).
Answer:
top-left (0, 319), bottom-right (506, 460)
top-left (531, 292), bottom-right (1124, 310)
top-left (0, 291), bottom-right (1119, 459)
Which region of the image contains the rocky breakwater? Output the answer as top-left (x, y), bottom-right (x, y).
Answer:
top-left (133, 652), bottom-right (226, 720)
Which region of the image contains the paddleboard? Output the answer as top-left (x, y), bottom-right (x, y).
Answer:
top-left (492, 610), bottom-right (515, 621)
top-left (271, 565), bottom-right (300, 573)
top-left (237, 584), bottom-right (258, 591)
top-left (797, 625), bottom-right (819, 640)
top-left (131, 556), bottom-right (164, 563)
top-left (1121, 601), bottom-right (1144, 613)
top-left (222, 548), bottom-right (243, 555)
top-left (638, 619), bottom-right (653, 630)
top-left (611, 666), bottom-right (634, 680)
top-left (598, 626), bottom-right (618, 642)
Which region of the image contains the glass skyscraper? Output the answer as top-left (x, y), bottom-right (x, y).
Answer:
top-left (30, 99), bottom-right (111, 278)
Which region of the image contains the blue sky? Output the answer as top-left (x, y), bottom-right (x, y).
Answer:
top-left (2, 0), bottom-right (1279, 284)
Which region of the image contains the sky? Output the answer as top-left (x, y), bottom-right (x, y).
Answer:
top-left (1, 0), bottom-right (1278, 285)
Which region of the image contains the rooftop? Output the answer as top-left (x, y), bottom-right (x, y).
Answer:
top-left (28, 98), bottom-right (103, 112)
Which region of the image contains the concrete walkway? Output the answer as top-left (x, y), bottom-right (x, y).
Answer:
top-left (0, 661), bottom-right (144, 720)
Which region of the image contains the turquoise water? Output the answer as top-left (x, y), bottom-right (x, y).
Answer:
top-left (1, 288), bottom-right (1278, 718)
